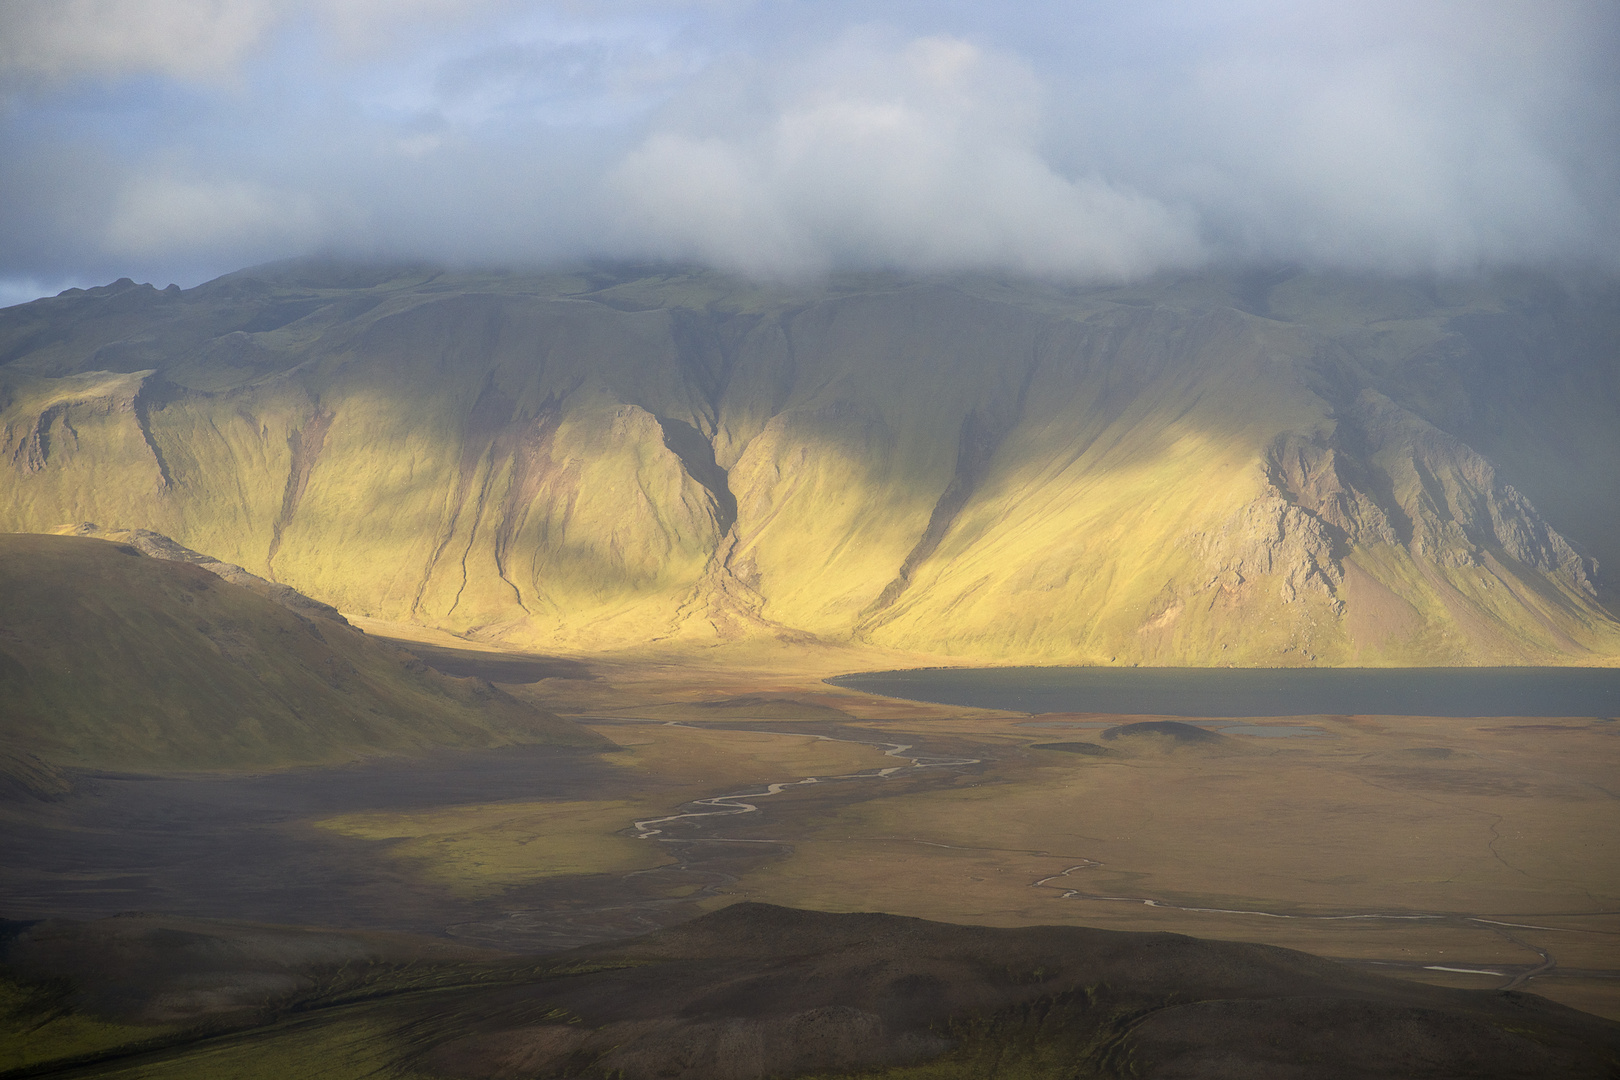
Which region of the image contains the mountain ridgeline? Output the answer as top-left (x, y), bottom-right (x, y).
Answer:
top-left (2, 263), bottom-right (1617, 665)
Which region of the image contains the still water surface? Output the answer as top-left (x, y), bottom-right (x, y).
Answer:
top-left (827, 667), bottom-right (1620, 718)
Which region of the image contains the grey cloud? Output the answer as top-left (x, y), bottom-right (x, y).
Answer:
top-left (605, 34), bottom-right (1205, 278)
top-left (0, 0), bottom-right (1615, 299)
top-left (0, 0), bottom-right (525, 85)
top-left (0, 0), bottom-right (284, 83)
top-left (1035, 0), bottom-right (1620, 274)
top-left (433, 37), bottom-right (700, 126)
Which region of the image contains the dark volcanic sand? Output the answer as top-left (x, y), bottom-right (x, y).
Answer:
top-left (0, 728), bottom-right (984, 953)
top-left (0, 747), bottom-right (656, 949)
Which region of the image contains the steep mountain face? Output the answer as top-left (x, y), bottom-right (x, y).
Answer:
top-left (1, 263), bottom-right (1615, 665)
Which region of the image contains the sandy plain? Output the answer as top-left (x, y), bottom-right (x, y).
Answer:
top-left (6, 624), bottom-right (1617, 1026)
top-left (349, 625), bottom-right (1620, 1022)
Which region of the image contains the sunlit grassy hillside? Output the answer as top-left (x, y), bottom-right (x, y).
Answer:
top-left (1, 264), bottom-right (1615, 665)
top-left (0, 533), bottom-right (597, 777)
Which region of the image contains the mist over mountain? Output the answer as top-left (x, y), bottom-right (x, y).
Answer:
top-left (2, 261), bottom-right (1615, 666)
top-left (2, 1), bottom-right (1617, 302)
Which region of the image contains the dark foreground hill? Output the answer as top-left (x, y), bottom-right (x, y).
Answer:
top-left (0, 533), bottom-right (597, 785)
top-left (2, 903), bottom-right (1615, 1079)
top-left (2, 263), bottom-right (1617, 665)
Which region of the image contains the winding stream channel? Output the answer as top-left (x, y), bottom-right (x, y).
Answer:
top-left (628, 721), bottom-right (982, 843)
top-left (1026, 861), bottom-right (1608, 990)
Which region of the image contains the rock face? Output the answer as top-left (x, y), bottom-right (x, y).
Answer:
top-left (1, 265), bottom-right (1616, 665)
top-left (1202, 494), bottom-right (1345, 605)
top-left (1204, 386), bottom-right (1600, 611)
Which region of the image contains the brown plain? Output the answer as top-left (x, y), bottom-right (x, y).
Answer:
top-left (371, 638), bottom-right (1620, 1022)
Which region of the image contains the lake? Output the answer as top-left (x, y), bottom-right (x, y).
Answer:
top-left (825, 667), bottom-right (1620, 718)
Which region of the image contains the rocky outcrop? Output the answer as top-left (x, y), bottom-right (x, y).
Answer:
top-left (1343, 390), bottom-right (1596, 594)
top-left (1203, 388), bottom-right (1600, 612)
top-left (1264, 431), bottom-right (1398, 547)
top-left (4, 372), bottom-right (143, 473)
top-left (1202, 494), bottom-right (1343, 604)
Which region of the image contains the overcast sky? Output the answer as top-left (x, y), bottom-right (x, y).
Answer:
top-left (2, 0), bottom-right (1616, 305)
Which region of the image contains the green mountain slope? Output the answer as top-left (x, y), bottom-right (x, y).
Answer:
top-left (0, 533), bottom-right (597, 775)
top-left (1, 264), bottom-right (1615, 665)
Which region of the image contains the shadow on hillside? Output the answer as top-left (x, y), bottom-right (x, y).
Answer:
top-left (377, 639), bottom-right (596, 684)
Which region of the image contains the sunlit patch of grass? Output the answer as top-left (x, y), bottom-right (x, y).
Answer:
top-left (595, 722), bottom-right (894, 785)
top-left (0, 951), bottom-right (644, 1079)
top-left (313, 723), bottom-right (894, 894)
top-left (0, 976), bottom-right (174, 1073)
top-left (75, 1013), bottom-right (439, 1080)
top-left (317, 799), bottom-right (671, 892)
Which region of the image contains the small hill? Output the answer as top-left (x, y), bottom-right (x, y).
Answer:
top-left (1102, 719), bottom-right (1229, 745)
top-left (0, 533), bottom-right (600, 779)
top-left (3, 903), bottom-right (1615, 1079)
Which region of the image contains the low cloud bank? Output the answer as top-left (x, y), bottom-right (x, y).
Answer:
top-left (606, 35), bottom-right (1205, 279)
top-left (1, 0), bottom-right (1615, 295)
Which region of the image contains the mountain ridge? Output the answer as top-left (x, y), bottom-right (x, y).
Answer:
top-left (2, 263), bottom-right (1615, 666)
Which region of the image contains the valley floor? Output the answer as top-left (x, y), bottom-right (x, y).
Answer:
top-left (4, 630), bottom-right (1617, 1031)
